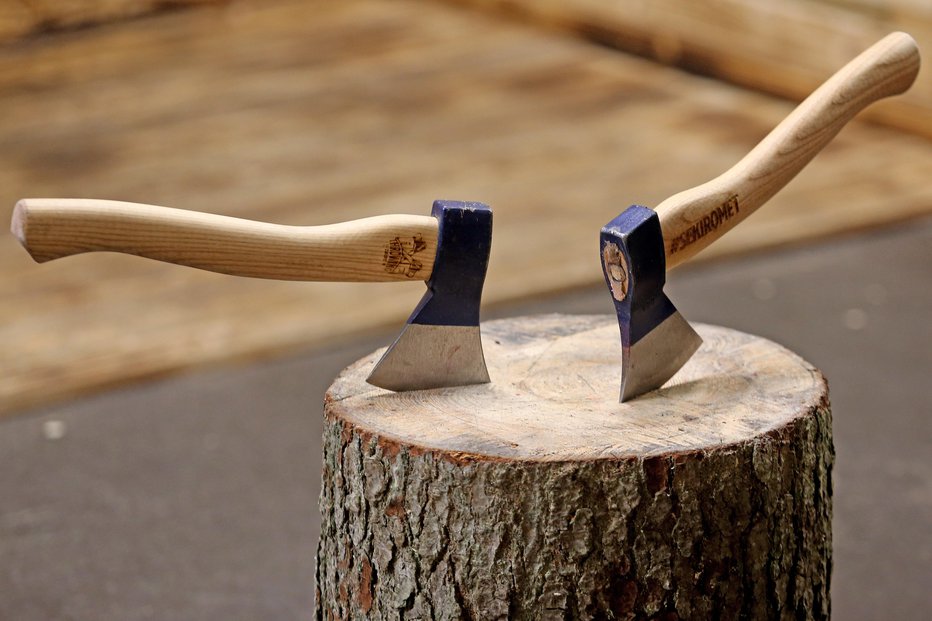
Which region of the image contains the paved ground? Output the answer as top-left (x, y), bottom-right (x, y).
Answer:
top-left (2, 218), bottom-right (930, 620)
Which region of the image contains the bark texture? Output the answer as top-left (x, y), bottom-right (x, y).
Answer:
top-left (315, 316), bottom-right (833, 619)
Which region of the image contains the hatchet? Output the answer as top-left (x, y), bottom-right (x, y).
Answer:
top-left (600, 31), bottom-right (920, 402)
top-left (11, 198), bottom-right (492, 391)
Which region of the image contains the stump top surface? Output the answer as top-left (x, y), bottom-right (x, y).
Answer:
top-left (326, 314), bottom-right (827, 461)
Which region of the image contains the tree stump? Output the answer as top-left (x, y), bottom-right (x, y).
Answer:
top-left (315, 314), bottom-right (833, 620)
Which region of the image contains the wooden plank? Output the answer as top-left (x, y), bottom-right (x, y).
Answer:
top-left (1, 0), bottom-right (930, 415)
top-left (440, 0), bottom-right (932, 138)
top-left (0, 0), bottom-right (221, 43)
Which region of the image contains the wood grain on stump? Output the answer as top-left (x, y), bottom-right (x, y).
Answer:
top-left (316, 314), bottom-right (833, 620)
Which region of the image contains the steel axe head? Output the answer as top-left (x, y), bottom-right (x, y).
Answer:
top-left (367, 200), bottom-right (492, 391)
top-left (600, 205), bottom-right (702, 402)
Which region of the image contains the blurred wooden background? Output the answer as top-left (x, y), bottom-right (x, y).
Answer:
top-left (2, 0), bottom-right (930, 415)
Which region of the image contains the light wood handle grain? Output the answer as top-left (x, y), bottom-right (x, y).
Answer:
top-left (12, 198), bottom-right (439, 282)
top-left (657, 32), bottom-right (921, 269)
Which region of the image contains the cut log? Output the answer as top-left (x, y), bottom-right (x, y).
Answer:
top-left (315, 314), bottom-right (833, 619)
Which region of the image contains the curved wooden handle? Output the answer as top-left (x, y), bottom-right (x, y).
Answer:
top-left (657, 32), bottom-right (921, 269)
top-left (11, 198), bottom-right (439, 282)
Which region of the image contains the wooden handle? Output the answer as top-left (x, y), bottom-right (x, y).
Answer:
top-left (11, 198), bottom-right (439, 282)
top-left (657, 32), bottom-right (921, 269)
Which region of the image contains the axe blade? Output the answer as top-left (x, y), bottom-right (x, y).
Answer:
top-left (367, 200), bottom-right (492, 391)
top-left (601, 205), bottom-right (702, 402)
top-left (622, 310), bottom-right (702, 401)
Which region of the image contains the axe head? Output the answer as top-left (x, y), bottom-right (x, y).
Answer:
top-left (600, 205), bottom-right (702, 402)
top-left (367, 200), bottom-right (492, 391)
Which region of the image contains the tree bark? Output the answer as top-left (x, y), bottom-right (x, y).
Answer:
top-left (315, 314), bottom-right (833, 620)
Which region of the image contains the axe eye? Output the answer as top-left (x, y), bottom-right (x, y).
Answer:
top-left (602, 242), bottom-right (629, 302)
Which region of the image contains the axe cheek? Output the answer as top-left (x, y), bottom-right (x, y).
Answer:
top-left (601, 205), bottom-right (703, 402)
top-left (366, 200), bottom-right (493, 392)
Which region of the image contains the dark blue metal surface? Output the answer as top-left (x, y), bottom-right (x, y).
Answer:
top-left (408, 200), bottom-right (492, 327)
top-left (600, 205), bottom-right (676, 347)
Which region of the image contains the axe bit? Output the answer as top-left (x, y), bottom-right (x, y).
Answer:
top-left (601, 31), bottom-right (920, 402)
top-left (11, 198), bottom-right (492, 392)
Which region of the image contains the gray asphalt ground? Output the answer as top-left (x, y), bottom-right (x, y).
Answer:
top-left (2, 218), bottom-right (930, 620)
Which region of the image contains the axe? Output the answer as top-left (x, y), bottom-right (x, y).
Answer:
top-left (600, 32), bottom-right (920, 402)
top-left (11, 198), bottom-right (492, 391)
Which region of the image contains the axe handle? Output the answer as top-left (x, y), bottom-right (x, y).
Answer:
top-left (12, 198), bottom-right (439, 282)
top-left (656, 31), bottom-right (921, 269)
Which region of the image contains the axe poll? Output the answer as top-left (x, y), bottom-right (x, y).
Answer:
top-left (11, 198), bottom-right (492, 391)
top-left (601, 31), bottom-right (920, 402)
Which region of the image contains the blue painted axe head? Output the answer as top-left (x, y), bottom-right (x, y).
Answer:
top-left (600, 205), bottom-right (702, 402)
top-left (367, 200), bottom-right (492, 391)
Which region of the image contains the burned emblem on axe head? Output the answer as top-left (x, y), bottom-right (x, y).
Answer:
top-left (383, 234), bottom-right (427, 278)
